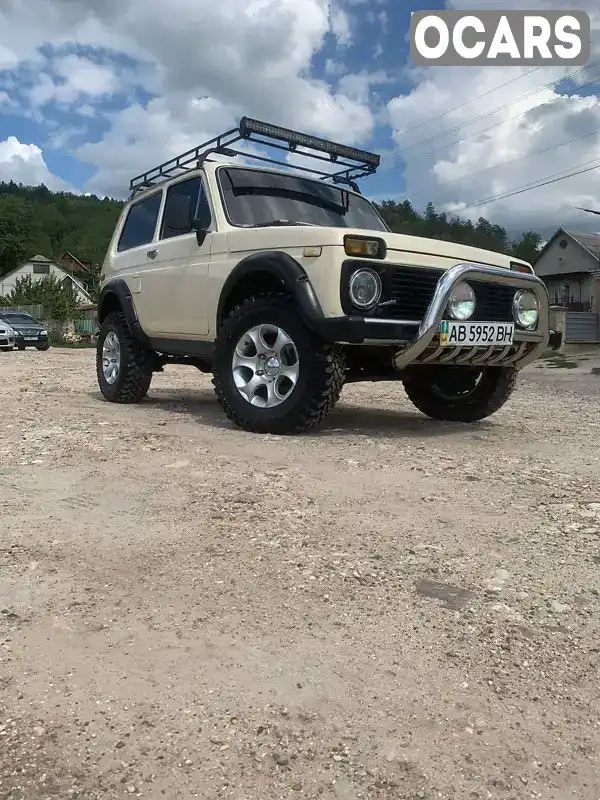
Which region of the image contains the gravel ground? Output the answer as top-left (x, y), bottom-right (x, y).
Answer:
top-left (2, 347), bottom-right (600, 800)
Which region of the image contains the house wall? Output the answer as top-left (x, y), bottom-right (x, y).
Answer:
top-left (535, 234), bottom-right (600, 277)
top-left (544, 273), bottom-right (594, 311)
top-left (0, 261), bottom-right (90, 304)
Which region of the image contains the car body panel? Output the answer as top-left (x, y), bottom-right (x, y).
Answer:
top-left (100, 159), bottom-right (548, 367)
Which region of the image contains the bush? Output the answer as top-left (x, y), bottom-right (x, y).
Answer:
top-left (3, 274), bottom-right (82, 322)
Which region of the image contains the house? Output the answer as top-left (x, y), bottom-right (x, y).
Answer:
top-left (534, 228), bottom-right (600, 311)
top-left (60, 252), bottom-right (93, 275)
top-left (0, 254), bottom-right (92, 304)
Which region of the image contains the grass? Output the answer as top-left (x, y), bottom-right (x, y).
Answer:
top-left (539, 354), bottom-right (579, 370)
top-left (52, 341), bottom-right (96, 349)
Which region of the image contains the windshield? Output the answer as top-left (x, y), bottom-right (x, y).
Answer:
top-left (1, 313), bottom-right (37, 325)
top-left (217, 167), bottom-right (388, 231)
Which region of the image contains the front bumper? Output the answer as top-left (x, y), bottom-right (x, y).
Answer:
top-left (548, 329), bottom-right (563, 351)
top-left (14, 332), bottom-right (49, 347)
top-left (0, 335), bottom-right (14, 348)
top-left (310, 262), bottom-right (550, 370)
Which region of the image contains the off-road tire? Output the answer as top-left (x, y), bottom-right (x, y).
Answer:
top-left (96, 311), bottom-right (153, 403)
top-left (403, 366), bottom-right (517, 422)
top-left (212, 293), bottom-right (346, 434)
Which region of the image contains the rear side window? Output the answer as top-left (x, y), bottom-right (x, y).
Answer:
top-left (117, 192), bottom-right (162, 252)
top-left (160, 176), bottom-right (211, 239)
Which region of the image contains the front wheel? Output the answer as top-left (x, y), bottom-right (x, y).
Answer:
top-left (403, 366), bottom-right (517, 422)
top-left (36, 344), bottom-right (50, 351)
top-left (212, 294), bottom-right (346, 434)
top-left (96, 312), bottom-right (153, 403)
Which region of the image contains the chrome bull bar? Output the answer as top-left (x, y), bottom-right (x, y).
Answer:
top-left (393, 263), bottom-right (549, 370)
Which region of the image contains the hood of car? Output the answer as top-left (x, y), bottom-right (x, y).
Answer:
top-left (1, 320), bottom-right (43, 332)
top-left (223, 226), bottom-right (531, 272)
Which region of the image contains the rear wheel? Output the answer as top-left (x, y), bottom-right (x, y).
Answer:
top-left (403, 366), bottom-right (517, 422)
top-left (212, 294), bottom-right (346, 434)
top-left (96, 311), bottom-right (153, 403)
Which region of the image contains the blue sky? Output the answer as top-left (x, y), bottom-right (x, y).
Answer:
top-left (0, 0), bottom-right (599, 236)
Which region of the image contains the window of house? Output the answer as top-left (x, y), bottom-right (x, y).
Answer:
top-left (117, 192), bottom-right (163, 252)
top-left (160, 176), bottom-right (211, 240)
top-left (32, 263), bottom-right (50, 274)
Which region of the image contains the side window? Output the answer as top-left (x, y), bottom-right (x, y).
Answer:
top-left (160, 176), bottom-right (212, 240)
top-left (117, 192), bottom-right (162, 252)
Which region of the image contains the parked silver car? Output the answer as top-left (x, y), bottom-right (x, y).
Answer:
top-left (0, 320), bottom-right (15, 351)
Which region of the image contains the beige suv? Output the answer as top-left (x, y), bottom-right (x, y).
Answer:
top-left (96, 117), bottom-right (558, 434)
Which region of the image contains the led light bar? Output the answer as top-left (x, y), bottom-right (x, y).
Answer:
top-left (240, 117), bottom-right (380, 168)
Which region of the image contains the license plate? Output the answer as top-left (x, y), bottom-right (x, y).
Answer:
top-left (24, 337), bottom-right (37, 341)
top-left (440, 321), bottom-right (514, 347)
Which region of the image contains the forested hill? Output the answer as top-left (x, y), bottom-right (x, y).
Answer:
top-left (0, 182), bottom-right (123, 278)
top-left (0, 181), bottom-right (543, 279)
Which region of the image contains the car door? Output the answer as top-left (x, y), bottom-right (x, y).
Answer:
top-left (145, 174), bottom-right (213, 337)
top-left (108, 189), bottom-right (164, 336)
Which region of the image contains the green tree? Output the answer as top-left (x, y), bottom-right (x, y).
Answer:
top-left (511, 231), bottom-right (543, 264)
top-left (42, 204), bottom-right (78, 259)
top-left (0, 196), bottom-right (41, 277)
top-left (4, 274), bottom-right (82, 322)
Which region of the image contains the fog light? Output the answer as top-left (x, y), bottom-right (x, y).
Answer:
top-left (447, 281), bottom-right (475, 321)
top-left (513, 290), bottom-right (539, 328)
top-left (349, 269), bottom-right (382, 309)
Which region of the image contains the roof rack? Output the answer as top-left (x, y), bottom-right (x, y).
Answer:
top-left (129, 116), bottom-right (381, 197)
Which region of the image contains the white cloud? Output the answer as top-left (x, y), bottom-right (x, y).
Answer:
top-left (325, 58), bottom-right (346, 77)
top-left (330, 5), bottom-right (352, 47)
top-left (0, 0), bottom-right (378, 197)
top-left (386, 0), bottom-right (600, 235)
top-left (0, 137), bottom-right (72, 190)
top-left (52, 54), bottom-right (119, 96)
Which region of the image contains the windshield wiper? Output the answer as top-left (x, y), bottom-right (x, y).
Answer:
top-left (245, 219), bottom-right (318, 228)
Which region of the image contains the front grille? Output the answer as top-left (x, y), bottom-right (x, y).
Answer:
top-left (341, 262), bottom-right (519, 322)
top-left (386, 266), bottom-right (517, 322)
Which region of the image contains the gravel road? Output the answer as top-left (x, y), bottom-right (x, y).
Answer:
top-left (2, 347), bottom-right (600, 800)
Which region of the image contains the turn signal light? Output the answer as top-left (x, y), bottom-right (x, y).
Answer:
top-left (510, 261), bottom-right (533, 274)
top-left (344, 236), bottom-right (386, 259)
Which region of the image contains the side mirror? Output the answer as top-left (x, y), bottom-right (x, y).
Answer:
top-left (164, 194), bottom-right (192, 232)
top-left (192, 208), bottom-right (211, 247)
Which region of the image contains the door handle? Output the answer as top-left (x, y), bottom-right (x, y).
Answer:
top-left (147, 249), bottom-right (158, 259)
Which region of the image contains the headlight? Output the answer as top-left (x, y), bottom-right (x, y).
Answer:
top-left (513, 290), bottom-right (539, 328)
top-left (447, 281), bottom-right (475, 321)
top-left (40, 329), bottom-right (48, 335)
top-left (349, 269), bottom-right (382, 309)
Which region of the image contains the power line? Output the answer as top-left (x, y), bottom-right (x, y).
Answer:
top-left (391, 66), bottom-right (544, 143)
top-left (393, 60), bottom-right (599, 156)
top-left (452, 158), bottom-right (600, 212)
top-left (381, 73), bottom-right (600, 174)
top-left (407, 129), bottom-right (599, 199)
top-left (381, 58), bottom-right (600, 169)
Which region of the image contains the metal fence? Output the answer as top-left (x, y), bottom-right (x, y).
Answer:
top-left (565, 311), bottom-right (600, 343)
top-left (0, 303), bottom-right (45, 319)
top-left (75, 319), bottom-right (95, 335)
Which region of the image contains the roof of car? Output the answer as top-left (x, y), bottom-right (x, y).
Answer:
top-left (127, 160), bottom-right (366, 205)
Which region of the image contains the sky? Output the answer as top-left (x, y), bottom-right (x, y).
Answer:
top-left (0, 0), bottom-right (599, 238)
